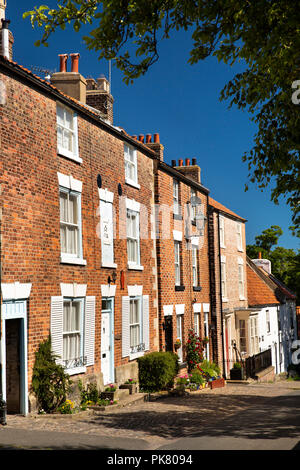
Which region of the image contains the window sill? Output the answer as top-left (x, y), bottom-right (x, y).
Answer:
top-left (173, 213), bottom-right (183, 221)
top-left (64, 366), bottom-right (86, 376)
top-left (57, 147), bottom-right (82, 164)
top-left (238, 248), bottom-right (244, 253)
top-left (222, 297), bottom-right (229, 302)
top-left (125, 178), bottom-right (140, 190)
top-left (175, 285), bottom-right (185, 292)
top-left (60, 255), bottom-right (87, 266)
top-left (129, 351), bottom-right (145, 361)
top-left (128, 264), bottom-right (144, 271)
top-left (101, 262), bottom-right (118, 269)
top-left (193, 286), bottom-right (202, 292)
top-left (239, 296), bottom-right (246, 301)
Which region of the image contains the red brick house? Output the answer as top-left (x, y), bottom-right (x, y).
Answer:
top-left (152, 157), bottom-right (211, 368)
top-left (0, 21), bottom-right (162, 413)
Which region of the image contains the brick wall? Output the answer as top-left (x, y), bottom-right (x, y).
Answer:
top-left (0, 67), bottom-right (159, 396)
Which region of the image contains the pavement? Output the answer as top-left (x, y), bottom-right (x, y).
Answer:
top-left (1, 379), bottom-right (300, 452)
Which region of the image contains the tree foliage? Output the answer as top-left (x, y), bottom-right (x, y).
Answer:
top-left (23, 1), bottom-right (300, 234)
top-left (246, 225), bottom-right (300, 303)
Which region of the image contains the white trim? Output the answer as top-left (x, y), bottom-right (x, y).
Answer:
top-left (101, 284), bottom-right (117, 297)
top-left (163, 305), bottom-right (174, 316)
top-left (1, 282), bottom-right (32, 301)
top-left (191, 236), bottom-right (199, 246)
top-left (238, 256), bottom-right (244, 265)
top-left (221, 255), bottom-right (226, 263)
top-left (173, 230), bottom-right (183, 242)
top-left (125, 179), bottom-right (141, 190)
top-left (101, 262), bottom-right (118, 269)
top-left (60, 283), bottom-right (87, 298)
top-left (60, 254), bottom-right (87, 266)
top-left (98, 188), bottom-right (114, 203)
top-left (126, 198), bottom-right (140, 213)
top-left (175, 304), bottom-right (185, 315)
top-left (203, 303), bottom-right (210, 312)
top-left (128, 285), bottom-right (143, 297)
top-left (193, 303), bottom-right (202, 313)
top-left (57, 172), bottom-right (82, 192)
top-left (127, 263), bottom-right (144, 271)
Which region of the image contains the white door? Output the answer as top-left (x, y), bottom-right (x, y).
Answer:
top-left (101, 299), bottom-right (114, 385)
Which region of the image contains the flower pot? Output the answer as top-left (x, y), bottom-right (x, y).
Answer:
top-left (209, 377), bottom-right (225, 389)
top-left (119, 383), bottom-right (139, 395)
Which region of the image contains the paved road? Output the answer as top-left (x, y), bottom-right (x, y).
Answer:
top-left (1, 380), bottom-right (300, 451)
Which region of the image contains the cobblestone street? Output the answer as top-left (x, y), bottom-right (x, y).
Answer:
top-left (3, 380), bottom-right (300, 449)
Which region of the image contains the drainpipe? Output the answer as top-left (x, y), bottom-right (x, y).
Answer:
top-left (0, 192), bottom-right (6, 425)
top-left (217, 212), bottom-right (226, 378)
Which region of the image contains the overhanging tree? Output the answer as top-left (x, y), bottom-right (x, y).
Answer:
top-left (24, 1), bottom-right (300, 235)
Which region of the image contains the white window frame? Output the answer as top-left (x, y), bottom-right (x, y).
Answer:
top-left (239, 319), bottom-right (247, 354)
top-left (127, 209), bottom-right (142, 269)
top-left (57, 103), bottom-right (81, 163)
top-left (194, 312), bottom-right (200, 337)
top-left (191, 187), bottom-right (197, 222)
top-left (266, 310), bottom-right (271, 334)
top-left (221, 256), bottom-right (227, 301)
top-left (237, 222), bottom-right (243, 251)
top-left (238, 258), bottom-right (245, 300)
top-left (124, 144), bottom-right (140, 189)
top-left (62, 297), bottom-right (85, 373)
top-left (129, 296), bottom-right (143, 354)
top-left (250, 316), bottom-right (259, 355)
top-left (192, 245), bottom-right (198, 287)
top-left (219, 215), bottom-right (225, 248)
top-left (174, 241), bottom-right (181, 286)
top-left (173, 179), bottom-right (180, 215)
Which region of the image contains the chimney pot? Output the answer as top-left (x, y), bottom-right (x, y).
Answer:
top-left (146, 134), bottom-right (152, 143)
top-left (259, 252), bottom-right (262, 259)
top-left (58, 54), bottom-right (68, 73)
top-left (171, 160), bottom-right (176, 167)
top-left (192, 158), bottom-right (197, 165)
top-left (185, 158), bottom-right (190, 166)
top-left (178, 159), bottom-right (183, 167)
top-left (132, 135), bottom-right (137, 140)
top-left (70, 53), bottom-right (80, 73)
top-left (138, 134), bottom-right (144, 143)
top-left (153, 133), bottom-right (160, 144)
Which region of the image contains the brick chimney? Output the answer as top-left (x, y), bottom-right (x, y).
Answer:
top-left (174, 157), bottom-right (201, 183)
top-left (50, 53), bottom-right (87, 103)
top-left (86, 75), bottom-right (114, 124)
top-left (144, 133), bottom-right (164, 161)
top-left (0, 0), bottom-right (14, 60)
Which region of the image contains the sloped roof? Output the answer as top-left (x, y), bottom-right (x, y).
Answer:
top-left (209, 197), bottom-right (247, 222)
top-left (246, 262), bottom-right (280, 306)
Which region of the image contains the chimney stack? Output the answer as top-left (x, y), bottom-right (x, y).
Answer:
top-left (0, 0), bottom-right (14, 60)
top-left (174, 157), bottom-right (201, 184)
top-left (144, 132), bottom-right (164, 161)
top-left (86, 74), bottom-right (114, 124)
top-left (51, 53), bottom-right (87, 103)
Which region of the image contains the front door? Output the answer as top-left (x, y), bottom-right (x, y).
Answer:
top-left (101, 298), bottom-right (114, 385)
top-left (1, 301), bottom-right (28, 415)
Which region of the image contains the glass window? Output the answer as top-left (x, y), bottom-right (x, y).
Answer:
top-left (124, 144), bottom-right (138, 184)
top-left (60, 189), bottom-right (80, 256)
top-left (127, 209), bottom-right (140, 264)
top-left (239, 319), bottom-right (247, 354)
top-left (250, 316), bottom-right (259, 354)
top-left (238, 263), bottom-right (244, 298)
top-left (192, 246), bottom-right (198, 286)
top-left (57, 104), bottom-right (77, 157)
top-left (191, 188), bottom-right (197, 221)
top-left (174, 241), bottom-right (181, 286)
top-left (221, 261), bottom-right (227, 299)
top-left (173, 179), bottom-right (179, 215)
top-left (129, 297), bottom-right (142, 352)
top-left (266, 310), bottom-right (270, 333)
top-left (63, 299), bottom-right (83, 366)
top-left (176, 315), bottom-right (183, 362)
top-left (237, 222), bottom-right (243, 251)
top-left (219, 216), bottom-right (225, 247)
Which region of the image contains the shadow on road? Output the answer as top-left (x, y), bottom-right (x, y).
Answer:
top-left (76, 392), bottom-right (300, 441)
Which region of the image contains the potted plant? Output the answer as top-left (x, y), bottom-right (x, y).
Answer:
top-left (174, 338), bottom-right (182, 350)
top-left (100, 384), bottom-right (118, 401)
top-left (119, 378), bottom-right (139, 394)
top-left (230, 362), bottom-right (244, 380)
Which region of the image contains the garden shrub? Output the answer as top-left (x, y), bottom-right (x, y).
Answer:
top-left (31, 336), bottom-right (72, 413)
top-left (190, 369), bottom-right (205, 385)
top-left (198, 359), bottom-right (221, 379)
top-left (138, 351), bottom-right (179, 392)
top-left (186, 330), bottom-right (205, 372)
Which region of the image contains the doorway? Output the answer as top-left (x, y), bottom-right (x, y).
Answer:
top-left (101, 298), bottom-right (114, 385)
top-left (1, 301), bottom-right (28, 415)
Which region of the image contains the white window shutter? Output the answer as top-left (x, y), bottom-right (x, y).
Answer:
top-left (143, 295), bottom-right (150, 351)
top-left (100, 200), bottom-right (114, 265)
top-left (84, 296), bottom-right (96, 367)
top-left (50, 296), bottom-right (64, 364)
top-left (122, 296), bottom-right (130, 358)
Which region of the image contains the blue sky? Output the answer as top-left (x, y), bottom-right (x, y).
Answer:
top-left (6, 1), bottom-right (299, 251)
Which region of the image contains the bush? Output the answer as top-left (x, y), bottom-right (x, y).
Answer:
top-left (31, 336), bottom-right (72, 413)
top-left (138, 351), bottom-right (179, 392)
top-left (233, 362), bottom-right (242, 369)
top-left (78, 381), bottom-right (99, 405)
top-left (190, 369), bottom-right (205, 385)
top-left (197, 359), bottom-right (221, 379)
